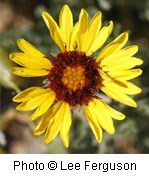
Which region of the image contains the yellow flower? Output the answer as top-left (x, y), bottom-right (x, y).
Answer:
top-left (10, 5), bottom-right (143, 147)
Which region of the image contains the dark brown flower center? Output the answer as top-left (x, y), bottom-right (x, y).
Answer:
top-left (48, 51), bottom-right (101, 106)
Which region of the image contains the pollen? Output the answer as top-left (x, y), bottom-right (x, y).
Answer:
top-left (62, 66), bottom-right (85, 92)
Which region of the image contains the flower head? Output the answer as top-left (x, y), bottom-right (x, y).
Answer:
top-left (10, 5), bottom-right (143, 147)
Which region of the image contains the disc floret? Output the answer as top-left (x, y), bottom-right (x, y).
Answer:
top-left (48, 51), bottom-right (101, 106)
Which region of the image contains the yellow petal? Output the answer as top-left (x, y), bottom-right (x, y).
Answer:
top-left (84, 105), bottom-right (103, 142)
top-left (97, 32), bottom-right (128, 62)
top-left (78, 9), bottom-right (88, 35)
top-left (98, 69), bottom-right (111, 82)
top-left (100, 45), bottom-right (138, 67)
top-left (10, 52), bottom-right (52, 70)
top-left (59, 5), bottom-right (73, 51)
top-left (60, 103), bottom-right (72, 148)
top-left (34, 101), bottom-right (63, 136)
top-left (122, 81), bottom-right (142, 94)
top-left (87, 99), bottom-right (115, 134)
top-left (97, 100), bottom-right (125, 120)
top-left (17, 39), bottom-right (44, 57)
top-left (42, 11), bottom-right (65, 52)
top-left (30, 91), bottom-right (55, 121)
top-left (34, 116), bottom-right (50, 136)
top-left (88, 21), bottom-right (113, 56)
top-left (88, 12), bottom-right (102, 36)
top-left (16, 92), bottom-right (51, 111)
top-left (11, 67), bottom-right (49, 77)
top-left (69, 22), bottom-right (79, 51)
top-left (107, 69), bottom-right (142, 81)
top-left (77, 9), bottom-right (88, 50)
top-left (13, 87), bottom-right (50, 102)
top-left (101, 86), bottom-right (137, 107)
top-left (103, 79), bottom-right (142, 95)
top-left (80, 12), bottom-right (102, 53)
top-left (102, 57), bottom-right (143, 71)
top-left (44, 102), bottom-right (66, 144)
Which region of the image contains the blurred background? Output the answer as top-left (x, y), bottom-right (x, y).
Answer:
top-left (0, 0), bottom-right (149, 154)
